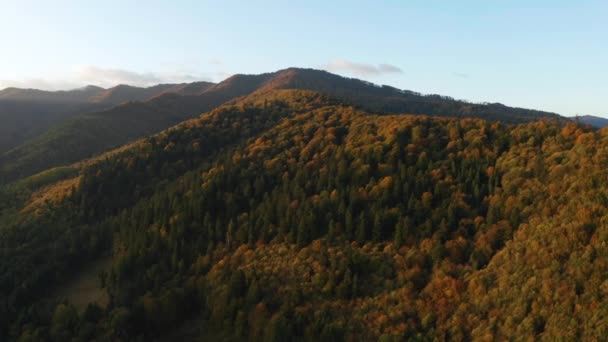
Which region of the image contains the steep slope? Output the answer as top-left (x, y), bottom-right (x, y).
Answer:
top-left (0, 82), bottom-right (245, 182)
top-left (0, 91), bottom-right (337, 338)
top-left (0, 100), bottom-right (108, 154)
top-left (0, 82), bottom-right (215, 157)
top-left (0, 73), bottom-right (291, 182)
top-left (446, 124), bottom-right (608, 339)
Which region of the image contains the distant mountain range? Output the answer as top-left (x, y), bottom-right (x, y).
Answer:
top-left (570, 115), bottom-right (608, 128)
top-left (0, 82), bottom-right (216, 156)
top-left (0, 81), bottom-right (215, 105)
top-left (0, 68), bottom-right (566, 182)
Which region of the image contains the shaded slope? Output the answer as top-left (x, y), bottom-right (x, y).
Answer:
top-left (0, 100), bottom-right (108, 154)
top-left (0, 82), bottom-right (215, 157)
top-left (0, 80), bottom-right (253, 182)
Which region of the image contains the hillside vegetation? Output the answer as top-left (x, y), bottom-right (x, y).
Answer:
top-left (0, 82), bottom-right (215, 161)
top-left (0, 100), bottom-right (107, 154)
top-left (0, 89), bottom-right (605, 341)
top-left (0, 68), bottom-right (564, 183)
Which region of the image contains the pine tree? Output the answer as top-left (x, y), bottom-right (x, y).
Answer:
top-left (296, 219), bottom-right (309, 249)
top-left (327, 219), bottom-right (336, 243)
top-left (394, 219), bottom-right (405, 248)
top-left (356, 213), bottom-right (367, 243)
top-left (344, 209), bottom-right (353, 240)
top-left (372, 212), bottom-right (383, 242)
top-left (226, 220), bottom-right (235, 248)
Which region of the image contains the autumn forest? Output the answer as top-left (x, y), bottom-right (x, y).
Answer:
top-left (0, 68), bottom-right (607, 341)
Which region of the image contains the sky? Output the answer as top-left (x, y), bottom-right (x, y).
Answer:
top-left (1, 0), bottom-right (606, 117)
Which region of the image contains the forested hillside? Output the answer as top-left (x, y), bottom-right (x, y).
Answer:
top-left (0, 68), bottom-right (564, 183)
top-left (0, 82), bottom-right (214, 160)
top-left (0, 100), bottom-right (107, 154)
top-left (1, 89), bottom-right (605, 341)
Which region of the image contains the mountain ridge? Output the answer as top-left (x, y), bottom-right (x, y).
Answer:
top-left (570, 114), bottom-right (608, 128)
top-left (0, 81), bottom-right (216, 105)
top-left (0, 68), bottom-right (567, 183)
top-left (0, 81), bottom-right (216, 158)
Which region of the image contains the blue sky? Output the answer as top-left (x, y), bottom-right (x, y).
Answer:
top-left (1, 0), bottom-right (606, 116)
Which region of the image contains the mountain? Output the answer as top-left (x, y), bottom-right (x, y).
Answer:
top-left (0, 86), bottom-right (112, 153)
top-left (0, 82), bottom-right (215, 105)
top-left (0, 77), bottom-right (263, 182)
top-left (87, 82), bottom-right (215, 104)
top-left (0, 82), bottom-right (215, 166)
top-left (0, 68), bottom-right (564, 183)
top-left (0, 85), bottom-right (104, 103)
top-left (0, 100), bottom-right (109, 155)
top-left (0, 89), bottom-right (604, 341)
top-left (163, 81), bottom-right (217, 96)
top-left (571, 115), bottom-right (608, 128)
top-left (252, 68), bottom-right (564, 123)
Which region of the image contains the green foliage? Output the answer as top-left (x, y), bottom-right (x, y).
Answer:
top-left (0, 89), bottom-right (602, 341)
top-left (0, 68), bottom-right (563, 183)
top-left (0, 100), bottom-right (105, 155)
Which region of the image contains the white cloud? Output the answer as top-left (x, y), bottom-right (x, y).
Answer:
top-left (324, 59), bottom-right (403, 77)
top-left (0, 78), bottom-right (80, 91)
top-left (0, 66), bottom-right (216, 91)
top-left (75, 66), bottom-right (212, 87)
top-left (453, 72), bottom-right (470, 79)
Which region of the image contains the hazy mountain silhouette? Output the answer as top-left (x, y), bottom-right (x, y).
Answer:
top-left (0, 82), bottom-right (215, 155)
top-left (571, 115), bottom-right (608, 128)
